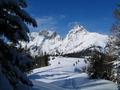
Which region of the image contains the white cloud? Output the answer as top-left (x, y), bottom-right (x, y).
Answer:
top-left (35, 16), bottom-right (57, 31)
top-left (29, 15), bottom-right (66, 32)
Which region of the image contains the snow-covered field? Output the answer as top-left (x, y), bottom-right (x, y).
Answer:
top-left (29, 56), bottom-right (118, 90)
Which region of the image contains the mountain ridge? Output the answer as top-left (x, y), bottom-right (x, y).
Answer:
top-left (21, 25), bottom-right (108, 56)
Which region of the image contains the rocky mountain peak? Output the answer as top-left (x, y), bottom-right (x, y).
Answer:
top-left (21, 24), bottom-right (108, 56)
top-left (71, 25), bottom-right (87, 33)
top-left (38, 30), bottom-right (59, 39)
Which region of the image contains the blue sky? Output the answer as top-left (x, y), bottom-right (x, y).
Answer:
top-left (26, 0), bottom-right (119, 36)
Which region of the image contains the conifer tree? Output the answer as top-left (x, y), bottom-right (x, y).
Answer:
top-left (87, 46), bottom-right (114, 80)
top-left (0, 0), bottom-right (37, 90)
top-left (108, 4), bottom-right (120, 84)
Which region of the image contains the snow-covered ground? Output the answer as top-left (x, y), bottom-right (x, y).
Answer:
top-left (29, 56), bottom-right (118, 90)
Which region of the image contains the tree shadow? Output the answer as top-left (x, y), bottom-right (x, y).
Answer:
top-left (51, 77), bottom-right (110, 89)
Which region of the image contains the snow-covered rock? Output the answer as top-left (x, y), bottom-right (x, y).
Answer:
top-left (21, 25), bottom-right (108, 56)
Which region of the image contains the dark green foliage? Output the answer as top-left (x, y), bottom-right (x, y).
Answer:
top-left (87, 47), bottom-right (114, 80)
top-left (32, 54), bottom-right (49, 69)
top-left (0, 0), bottom-right (37, 90)
top-left (114, 5), bottom-right (120, 21)
top-left (109, 4), bottom-right (120, 84)
top-left (17, 46), bottom-right (34, 72)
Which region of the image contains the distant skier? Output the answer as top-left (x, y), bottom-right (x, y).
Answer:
top-left (76, 61), bottom-right (78, 64)
top-left (58, 62), bottom-right (60, 64)
top-left (84, 59), bottom-right (87, 64)
top-left (73, 63), bottom-right (75, 66)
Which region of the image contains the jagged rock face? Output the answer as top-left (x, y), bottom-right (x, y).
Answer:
top-left (21, 25), bottom-right (108, 56)
top-left (38, 30), bottom-right (58, 39)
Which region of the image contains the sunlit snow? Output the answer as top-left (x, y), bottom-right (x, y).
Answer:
top-left (29, 56), bottom-right (118, 90)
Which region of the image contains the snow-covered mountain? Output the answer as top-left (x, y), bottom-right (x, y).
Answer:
top-left (59, 25), bottom-right (108, 54)
top-left (21, 25), bottom-right (108, 56)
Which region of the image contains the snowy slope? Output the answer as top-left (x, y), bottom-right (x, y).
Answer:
top-left (21, 25), bottom-right (108, 56)
top-left (21, 30), bottom-right (62, 56)
top-left (32, 78), bottom-right (117, 90)
top-left (29, 56), bottom-right (88, 83)
top-left (29, 56), bottom-right (118, 90)
top-left (59, 25), bottom-right (108, 54)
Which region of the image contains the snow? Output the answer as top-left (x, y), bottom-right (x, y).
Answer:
top-left (60, 29), bottom-right (108, 54)
top-left (29, 56), bottom-right (118, 90)
top-left (21, 25), bottom-right (108, 56)
top-left (21, 31), bottom-right (62, 56)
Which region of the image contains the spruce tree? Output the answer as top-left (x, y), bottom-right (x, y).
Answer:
top-left (109, 4), bottom-right (120, 84)
top-left (87, 46), bottom-right (114, 80)
top-left (0, 0), bottom-right (37, 90)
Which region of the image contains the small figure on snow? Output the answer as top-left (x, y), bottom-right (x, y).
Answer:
top-left (58, 62), bottom-right (60, 64)
top-left (73, 63), bottom-right (75, 66)
top-left (76, 61), bottom-right (78, 64)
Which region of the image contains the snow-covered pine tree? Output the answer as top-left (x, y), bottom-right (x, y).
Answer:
top-left (87, 46), bottom-right (113, 80)
top-left (108, 4), bottom-right (120, 84)
top-left (0, 0), bottom-right (37, 90)
top-left (87, 47), bottom-right (104, 79)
